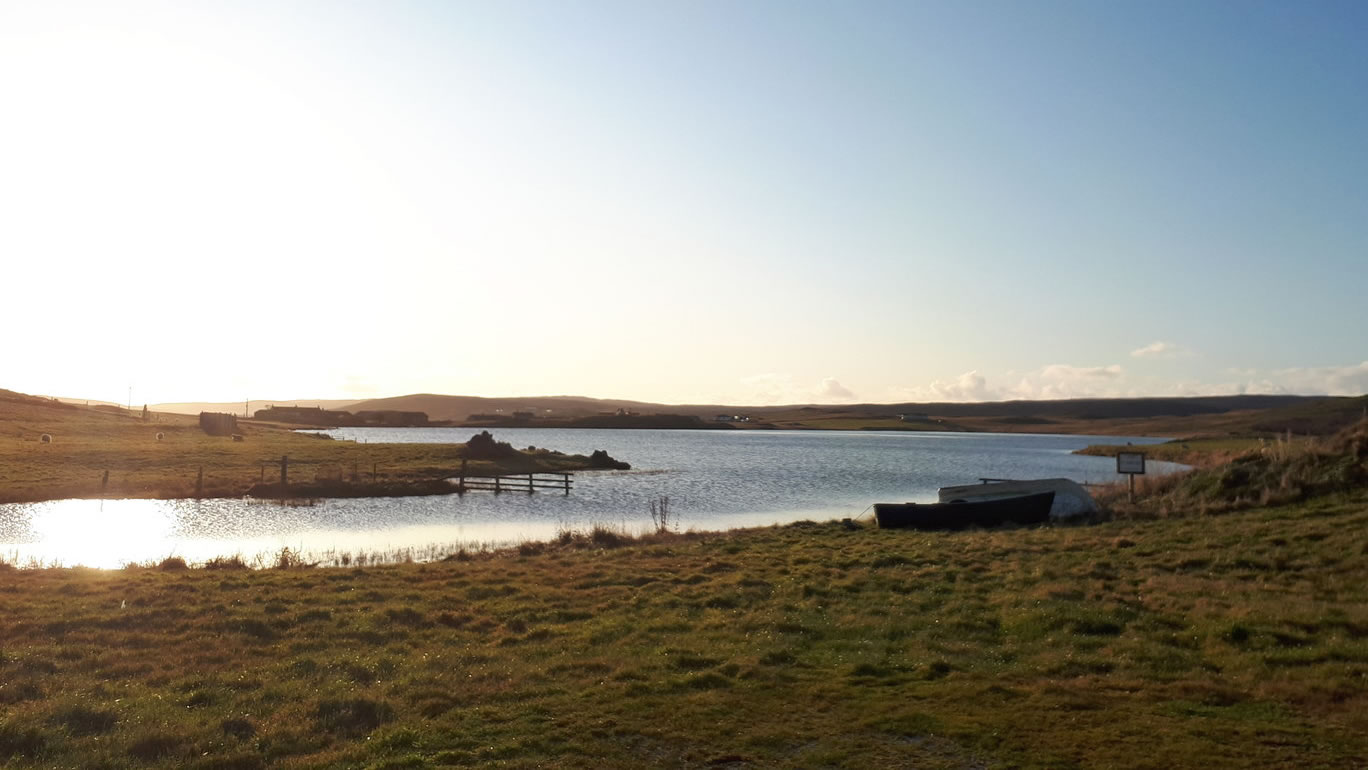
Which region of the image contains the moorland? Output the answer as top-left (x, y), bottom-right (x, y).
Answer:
top-left (1, 384), bottom-right (1366, 767)
top-left (0, 420), bottom-right (1364, 767)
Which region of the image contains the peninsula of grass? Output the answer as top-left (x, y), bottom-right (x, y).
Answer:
top-left (0, 394), bottom-right (621, 503)
top-left (1, 422), bottom-right (1366, 768)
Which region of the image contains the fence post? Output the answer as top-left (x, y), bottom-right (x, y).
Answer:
top-left (281, 455), bottom-right (288, 487)
top-left (196, 466), bottom-right (204, 497)
top-left (102, 470), bottom-right (109, 492)
top-left (528, 473), bottom-right (534, 494)
top-left (458, 458), bottom-right (467, 494)
top-left (563, 473), bottom-right (570, 495)
top-left (494, 475), bottom-right (501, 494)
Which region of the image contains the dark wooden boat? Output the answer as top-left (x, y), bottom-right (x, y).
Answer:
top-left (874, 491), bottom-right (1056, 530)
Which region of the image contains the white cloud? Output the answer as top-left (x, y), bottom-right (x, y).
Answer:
top-left (1132, 341), bottom-right (1176, 358)
top-left (889, 359), bottom-right (1368, 405)
top-left (1130, 341), bottom-right (1183, 358)
top-left (894, 364), bottom-right (1127, 403)
top-left (1008, 364), bottom-right (1127, 400)
top-left (1269, 361), bottom-right (1368, 396)
top-left (927, 371), bottom-right (998, 402)
top-left (736, 374), bottom-right (859, 405)
top-left (819, 377), bottom-right (856, 400)
top-left (1039, 364), bottom-right (1122, 380)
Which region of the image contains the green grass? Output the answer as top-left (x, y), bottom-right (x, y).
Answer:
top-left (1093, 419), bottom-right (1367, 518)
top-left (0, 397), bottom-right (609, 502)
top-left (2, 490), bottom-right (1367, 767)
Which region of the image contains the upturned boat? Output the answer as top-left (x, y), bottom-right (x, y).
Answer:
top-left (874, 491), bottom-right (1056, 530)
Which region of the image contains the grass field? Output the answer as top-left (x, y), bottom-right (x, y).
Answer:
top-left (4, 394), bottom-right (1366, 767)
top-left (0, 396), bottom-right (612, 503)
top-left (2, 485), bottom-right (1366, 768)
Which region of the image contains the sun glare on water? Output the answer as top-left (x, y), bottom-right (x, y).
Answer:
top-left (24, 499), bottom-right (179, 569)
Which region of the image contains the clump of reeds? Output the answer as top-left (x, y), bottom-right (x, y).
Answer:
top-left (649, 495), bottom-right (673, 533)
top-left (201, 554), bottom-right (249, 570)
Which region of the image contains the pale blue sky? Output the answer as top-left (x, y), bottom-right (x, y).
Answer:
top-left (1, 0), bottom-right (1364, 404)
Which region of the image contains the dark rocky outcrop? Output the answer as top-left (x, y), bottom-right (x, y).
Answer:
top-left (587, 450), bottom-right (630, 470)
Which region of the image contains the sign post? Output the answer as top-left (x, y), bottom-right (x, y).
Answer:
top-left (1117, 452), bottom-right (1146, 502)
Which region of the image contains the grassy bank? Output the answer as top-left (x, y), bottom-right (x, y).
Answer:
top-left (1075, 436), bottom-right (1271, 468)
top-left (0, 396), bottom-right (615, 503)
top-left (3, 486), bottom-right (1367, 768)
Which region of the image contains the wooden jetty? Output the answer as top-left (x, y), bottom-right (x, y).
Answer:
top-left (455, 472), bottom-right (574, 495)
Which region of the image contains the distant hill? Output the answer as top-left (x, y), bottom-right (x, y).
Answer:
top-left (150, 399), bottom-right (359, 417)
top-left (1247, 394), bottom-right (1368, 435)
top-left (4, 389), bottom-right (77, 409)
top-left (13, 386), bottom-right (1362, 437)
top-left (340, 394), bottom-right (698, 422)
top-left (342, 392), bottom-right (1346, 434)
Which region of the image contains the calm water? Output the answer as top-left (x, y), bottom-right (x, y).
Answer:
top-left (0, 428), bottom-right (1179, 568)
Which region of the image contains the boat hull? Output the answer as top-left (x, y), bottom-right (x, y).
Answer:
top-left (874, 491), bottom-right (1056, 530)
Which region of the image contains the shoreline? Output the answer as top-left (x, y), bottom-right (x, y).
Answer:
top-left (2, 487), bottom-right (1365, 766)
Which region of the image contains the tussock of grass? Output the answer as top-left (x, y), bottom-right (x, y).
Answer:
top-left (1098, 418), bottom-right (1368, 518)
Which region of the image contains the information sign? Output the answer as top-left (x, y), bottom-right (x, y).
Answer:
top-left (1117, 452), bottom-right (1146, 475)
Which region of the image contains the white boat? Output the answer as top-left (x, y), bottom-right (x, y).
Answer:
top-left (936, 477), bottom-right (1097, 521)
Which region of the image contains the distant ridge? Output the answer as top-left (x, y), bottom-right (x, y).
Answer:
top-left (343, 392), bottom-right (1323, 423)
top-left (149, 399), bottom-right (359, 417)
top-left (7, 386), bottom-right (1363, 437)
top-left (338, 394), bottom-right (676, 422)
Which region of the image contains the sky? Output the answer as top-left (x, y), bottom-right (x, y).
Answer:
top-left (1, 0), bottom-right (1365, 406)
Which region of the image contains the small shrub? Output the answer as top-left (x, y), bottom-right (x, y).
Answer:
top-left (202, 555), bottom-right (249, 570)
top-left (274, 547), bottom-right (311, 569)
top-left (649, 495), bottom-right (673, 533)
top-left (158, 556), bottom-right (189, 571)
top-left (590, 524), bottom-right (628, 548)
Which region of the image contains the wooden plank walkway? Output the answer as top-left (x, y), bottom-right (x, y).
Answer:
top-left (455, 472), bottom-right (573, 495)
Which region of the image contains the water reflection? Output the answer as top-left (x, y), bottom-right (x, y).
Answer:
top-left (0, 429), bottom-right (1181, 568)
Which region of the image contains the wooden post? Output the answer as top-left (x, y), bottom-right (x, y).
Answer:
top-left (102, 470), bottom-right (109, 491)
top-left (372, 462), bottom-right (377, 483)
top-left (260, 463), bottom-right (265, 482)
top-left (1128, 474), bottom-right (1135, 503)
top-left (528, 473), bottom-right (534, 494)
top-left (459, 458), bottom-right (467, 494)
top-left (494, 475), bottom-right (501, 494)
top-left (196, 466), bottom-right (204, 497)
top-left (563, 473), bottom-right (570, 496)
top-left (280, 455), bottom-right (288, 487)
